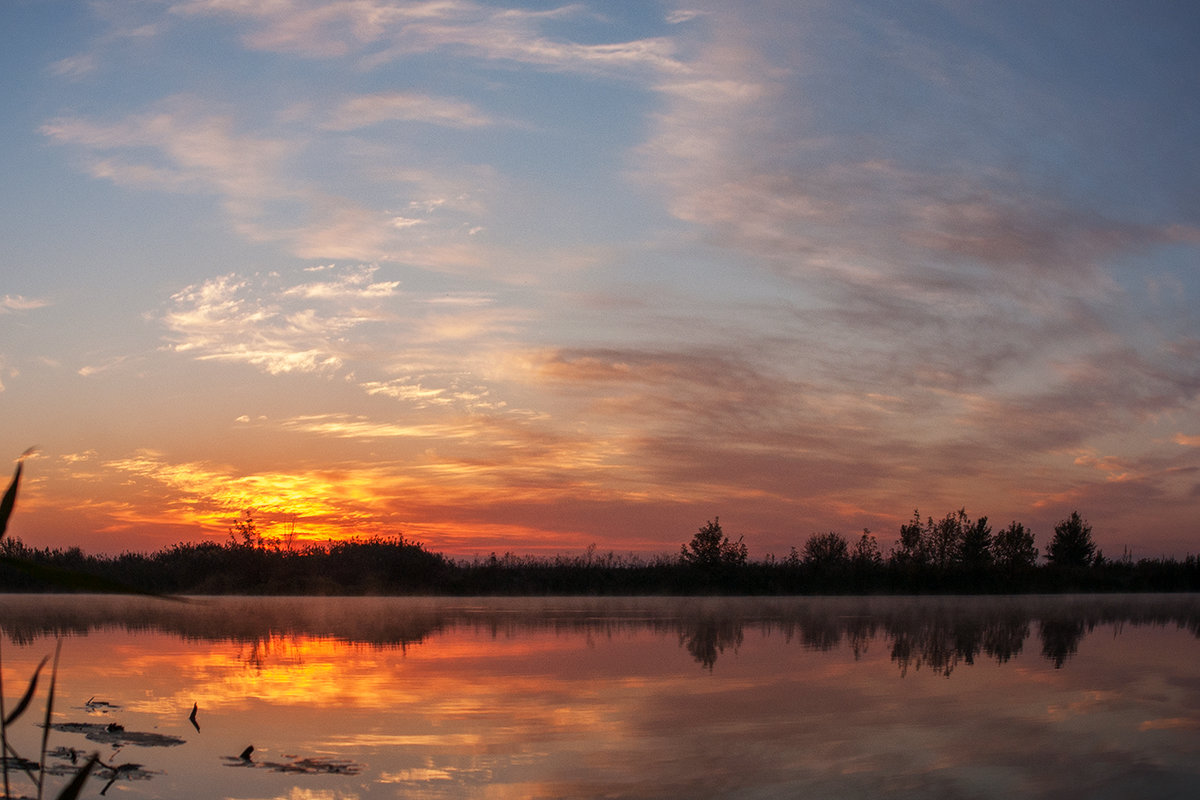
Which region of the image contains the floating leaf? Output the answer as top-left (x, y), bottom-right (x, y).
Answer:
top-left (50, 723), bottom-right (185, 748)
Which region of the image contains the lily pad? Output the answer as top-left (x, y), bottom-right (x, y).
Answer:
top-left (51, 722), bottom-right (185, 748)
top-left (221, 753), bottom-right (363, 775)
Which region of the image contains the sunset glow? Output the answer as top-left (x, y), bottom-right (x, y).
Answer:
top-left (3, 1), bottom-right (1200, 558)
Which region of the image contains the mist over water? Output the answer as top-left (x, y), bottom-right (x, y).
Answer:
top-left (2, 594), bottom-right (1198, 798)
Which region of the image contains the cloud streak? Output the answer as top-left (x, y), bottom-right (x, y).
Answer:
top-left (324, 92), bottom-right (495, 130)
top-left (1, 295), bottom-right (50, 313)
top-left (172, 0), bottom-right (686, 76)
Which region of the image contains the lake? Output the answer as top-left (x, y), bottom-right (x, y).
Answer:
top-left (1, 594), bottom-right (1199, 799)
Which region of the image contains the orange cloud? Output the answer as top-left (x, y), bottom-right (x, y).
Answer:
top-left (1138, 717), bottom-right (1200, 732)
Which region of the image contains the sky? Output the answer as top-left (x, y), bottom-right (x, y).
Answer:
top-left (2, 0), bottom-right (1200, 560)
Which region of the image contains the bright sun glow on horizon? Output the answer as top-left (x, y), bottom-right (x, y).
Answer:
top-left (3, 1), bottom-right (1200, 559)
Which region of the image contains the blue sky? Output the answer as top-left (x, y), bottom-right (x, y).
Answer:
top-left (2, 0), bottom-right (1200, 559)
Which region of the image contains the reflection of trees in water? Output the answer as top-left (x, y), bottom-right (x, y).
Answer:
top-left (674, 596), bottom-right (1198, 674)
top-left (237, 635), bottom-right (313, 672)
top-left (1, 594), bottom-right (1197, 675)
top-left (681, 616), bottom-right (744, 670)
top-left (1038, 616), bottom-right (1089, 669)
top-left (1041, 618), bottom-right (1089, 671)
top-left (886, 610), bottom-right (1030, 677)
top-left (0, 596), bottom-right (457, 648)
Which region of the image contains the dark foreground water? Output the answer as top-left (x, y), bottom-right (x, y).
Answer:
top-left (1, 594), bottom-right (1198, 799)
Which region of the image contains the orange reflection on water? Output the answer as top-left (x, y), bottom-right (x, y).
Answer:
top-left (4, 596), bottom-right (1200, 800)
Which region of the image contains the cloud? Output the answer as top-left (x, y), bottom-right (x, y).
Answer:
top-left (0, 295), bottom-right (51, 313)
top-left (171, 0), bottom-right (686, 76)
top-left (157, 267), bottom-right (527, 427)
top-left (42, 98), bottom-right (295, 201)
top-left (86, 418), bottom-right (656, 550)
top-left (47, 4), bottom-right (163, 80)
top-left (160, 271), bottom-right (359, 375)
top-left (615, 3), bottom-right (1200, 523)
top-left (665, 9), bottom-right (707, 25)
top-left (41, 97), bottom-right (491, 266)
top-left (99, 449), bottom-right (387, 537)
top-left (1138, 718), bottom-right (1200, 732)
top-left (279, 413), bottom-right (475, 440)
top-left (324, 92), bottom-right (494, 130)
top-left (41, 96), bottom-right (311, 253)
top-left (281, 264), bottom-right (400, 300)
top-left (78, 356), bottom-right (131, 377)
top-left (42, 3), bottom-right (691, 270)
top-left (637, 4), bottom-right (1196, 317)
top-left (49, 54), bottom-right (99, 79)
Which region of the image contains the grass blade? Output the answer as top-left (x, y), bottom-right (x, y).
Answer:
top-left (0, 636), bottom-right (7, 799)
top-left (0, 462), bottom-right (23, 539)
top-left (0, 447), bottom-right (34, 539)
top-left (3, 655), bottom-right (49, 726)
top-left (37, 640), bottom-right (63, 800)
top-left (53, 753), bottom-right (98, 800)
top-left (3, 738), bottom-right (43, 786)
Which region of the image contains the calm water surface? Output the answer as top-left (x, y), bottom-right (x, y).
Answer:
top-left (1, 594), bottom-right (1199, 799)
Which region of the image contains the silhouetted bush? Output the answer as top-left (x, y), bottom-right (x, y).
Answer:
top-left (2, 508), bottom-right (1199, 596)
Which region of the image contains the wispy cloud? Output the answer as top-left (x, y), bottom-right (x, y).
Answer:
top-left (78, 356), bottom-right (131, 377)
top-left (41, 98), bottom-right (295, 202)
top-left (41, 96), bottom-right (492, 266)
top-left (325, 92), bottom-right (495, 130)
top-left (161, 272), bottom-right (356, 375)
top-left (281, 264), bottom-right (400, 300)
top-left (171, 0), bottom-right (686, 76)
top-left (0, 295), bottom-right (51, 313)
top-left (638, 4), bottom-right (1195, 321)
top-left (279, 413), bottom-right (476, 440)
top-left (158, 267), bottom-right (526, 420)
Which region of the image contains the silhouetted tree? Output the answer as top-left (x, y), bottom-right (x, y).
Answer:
top-left (850, 529), bottom-right (883, 568)
top-left (680, 517), bottom-right (747, 569)
top-left (958, 515), bottom-right (993, 570)
top-left (1046, 511), bottom-right (1096, 568)
top-left (891, 509), bottom-right (929, 567)
top-left (802, 531), bottom-right (849, 567)
top-left (929, 509), bottom-right (968, 567)
top-left (229, 509), bottom-right (260, 549)
top-left (993, 521), bottom-right (1037, 571)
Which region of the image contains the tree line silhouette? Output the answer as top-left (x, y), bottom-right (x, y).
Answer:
top-left (2, 507), bottom-right (1199, 595)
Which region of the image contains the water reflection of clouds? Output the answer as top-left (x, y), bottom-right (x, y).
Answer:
top-left (247, 789), bottom-right (355, 800)
top-left (3, 596), bottom-right (1200, 798)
